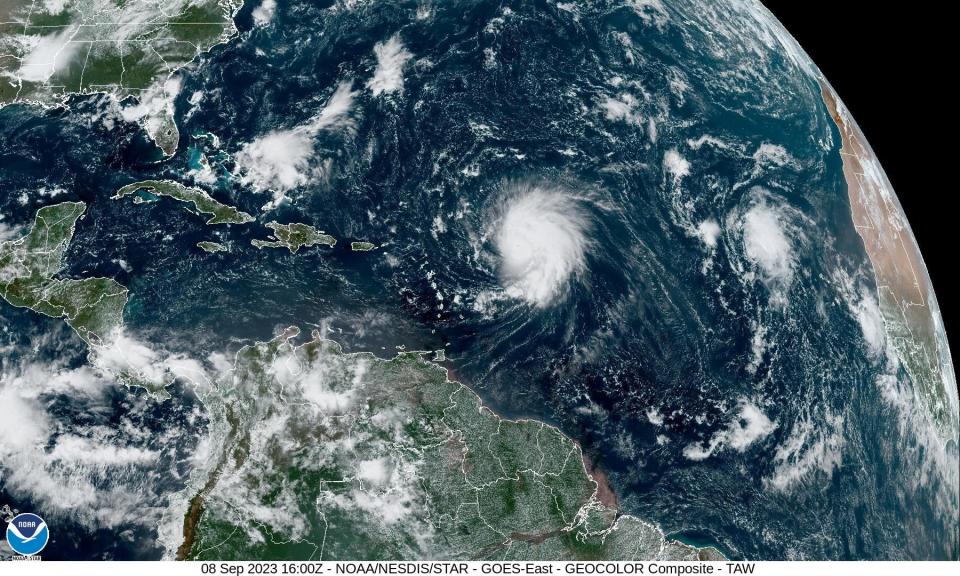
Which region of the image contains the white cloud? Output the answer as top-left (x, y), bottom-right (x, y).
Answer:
top-left (47, 435), bottom-right (156, 466)
top-left (236, 129), bottom-right (316, 200)
top-left (682, 440), bottom-right (714, 461)
top-left (310, 80), bottom-right (356, 131)
top-left (165, 356), bottom-right (211, 390)
top-left (86, 328), bottom-right (211, 396)
top-left (696, 219), bottom-right (721, 249)
top-left (741, 201), bottom-right (793, 287)
top-left (0, 358), bottom-right (187, 531)
top-left (726, 401), bottom-right (777, 451)
top-left (663, 149), bottom-right (691, 184)
top-left (367, 34), bottom-right (413, 96)
top-left (687, 134), bottom-right (735, 151)
top-left (647, 117), bottom-right (658, 143)
top-left (852, 290), bottom-right (886, 357)
top-left (215, 473), bottom-right (310, 541)
top-left (207, 351), bottom-right (234, 379)
top-left (41, 0), bottom-right (70, 13)
top-left (9, 362), bottom-right (110, 400)
top-left (766, 412), bottom-right (844, 491)
top-left (0, 386), bottom-right (49, 457)
top-left (334, 456), bottom-right (422, 525)
top-left (753, 142), bottom-right (792, 167)
top-left (188, 153), bottom-right (218, 186)
top-left (93, 329), bottom-right (169, 385)
top-left (299, 370), bottom-right (357, 413)
top-left (494, 184), bottom-right (592, 308)
top-left (600, 93), bottom-right (644, 126)
top-left (646, 407), bottom-right (664, 426)
top-left (191, 342), bottom-right (432, 547)
top-left (627, 0), bottom-right (669, 27)
top-left (683, 399), bottom-right (776, 460)
top-left (16, 27), bottom-right (83, 83)
top-left (252, 0), bottom-right (277, 26)
top-left (120, 77), bottom-right (182, 155)
top-left (356, 458), bottom-right (390, 486)
top-left (121, 77), bottom-right (180, 123)
top-left (298, 362), bottom-right (357, 414)
top-left (0, 221), bottom-right (24, 243)
top-left (282, 351), bottom-right (370, 414)
top-left (416, 5), bottom-right (433, 20)
top-left (235, 81), bottom-right (355, 209)
top-left (746, 320), bottom-right (767, 374)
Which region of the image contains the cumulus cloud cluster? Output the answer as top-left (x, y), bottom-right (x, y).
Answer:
top-left (683, 399), bottom-right (776, 461)
top-left (367, 34), bottom-right (413, 97)
top-left (252, 0), bottom-right (277, 26)
top-left (741, 202), bottom-right (793, 286)
top-left (235, 81), bottom-right (356, 209)
top-left (729, 189), bottom-right (804, 306)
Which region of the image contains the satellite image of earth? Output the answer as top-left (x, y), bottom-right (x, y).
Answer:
top-left (0, 0), bottom-right (957, 562)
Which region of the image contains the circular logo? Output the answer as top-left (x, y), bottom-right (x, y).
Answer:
top-left (5, 513), bottom-right (49, 556)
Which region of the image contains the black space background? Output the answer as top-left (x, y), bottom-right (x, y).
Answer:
top-left (761, 1), bottom-right (956, 351)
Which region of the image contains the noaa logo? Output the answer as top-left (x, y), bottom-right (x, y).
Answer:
top-left (5, 513), bottom-right (49, 556)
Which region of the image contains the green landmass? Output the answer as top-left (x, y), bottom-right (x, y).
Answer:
top-left (0, 201), bottom-right (126, 346)
top-left (350, 241), bottom-right (378, 251)
top-left (0, 201), bottom-right (173, 397)
top-left (113, 180), bottom-right (254, 225)
top-left (0, 1), bottom-right (241, 156)
top-left (0, 1), bottom-right (240, 104)
top-left (197, 241), bottom-right (228, 253)
top-left (178, 327), bottom-right (722, 561)
top-left (252, 221), bottom-right (336, 253)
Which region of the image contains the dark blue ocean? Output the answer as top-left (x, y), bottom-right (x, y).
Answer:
top-left (1, 0), bottom-right (956, 560)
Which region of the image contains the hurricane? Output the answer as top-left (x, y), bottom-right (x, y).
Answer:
top-left (492, 184), bottom-right (592, 308)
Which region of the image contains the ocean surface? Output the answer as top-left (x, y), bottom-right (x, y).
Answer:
top-left (1, 0), bottom-right (956, 560)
